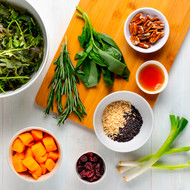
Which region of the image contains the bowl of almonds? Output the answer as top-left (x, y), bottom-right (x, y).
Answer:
top-left (124, 7), bottom-right (169, 53)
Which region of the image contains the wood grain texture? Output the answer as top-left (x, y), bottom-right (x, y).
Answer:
top-left (35, 0), bottom-right (190, 130)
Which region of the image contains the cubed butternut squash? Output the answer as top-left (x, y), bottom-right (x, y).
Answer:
top-left (40, 164), bottom-right (47, 175)
top-left (22, 156), bottom-right (39, 172)
top-left (12, 138), bottom-right (25, 153)
top-left (31, 166), bottom-right (42, 177)
top-left (13, 159), bottom-right (27, 173)
top-left (42, 137), bottom-right (57, 152)
top-left (25, 147), bottom-right (34, 158)
top-left (31, 142), bottom-right (46, 158)
top-left (13, 152), bottom-right (25, 161)
top-left (32, 173), bottom-right (39, 180)
top-left (35, 153), bottom-right (48, 164)
top-left (48, 151), bottom-right (59, 161)
top-left (31, 130), bottom-right (43, 141)
top-left (27, 142), bottom-right (35, 147)
top-left (18, 132), bottom-right (34, 146)
top-left (45, 159), bottom-right (56, 172)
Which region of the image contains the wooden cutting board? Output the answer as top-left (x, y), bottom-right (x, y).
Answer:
top-left (36, 0), bottom-right (190, 130)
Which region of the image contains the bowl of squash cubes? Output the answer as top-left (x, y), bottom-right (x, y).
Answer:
top-left (8, 126), bottom-right (62, 182)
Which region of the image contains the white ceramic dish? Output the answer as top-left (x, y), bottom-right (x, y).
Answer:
top-left (124, 7), bottom-right (169, 53)
top-left (0, 0), bottom-right (49, 98)
top-left (93, 91), bottom-right (154, 152)
top-left (8, 126), bottom-right (62, 182)
top-left (75, 151), bottom-right (107, 184)
top-left (136, 60), bottom-right (168, 94)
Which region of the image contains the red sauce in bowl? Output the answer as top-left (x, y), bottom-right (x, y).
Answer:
top-left (138, 64), bottom-right (165, 92)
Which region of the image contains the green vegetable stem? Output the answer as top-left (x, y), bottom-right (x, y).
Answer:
top-left (75, 7), bottom-right (130, 88)
top-left (45, 36), bottom-right (86, 125)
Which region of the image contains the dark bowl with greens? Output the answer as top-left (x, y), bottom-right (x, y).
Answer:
top-left (0, 0), bottom-right (48, 97)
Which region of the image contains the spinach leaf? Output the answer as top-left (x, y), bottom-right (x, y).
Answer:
top-left (102, 68), bottom-right (115, 87)
top-left (75, 7), bottom-right (130, 87)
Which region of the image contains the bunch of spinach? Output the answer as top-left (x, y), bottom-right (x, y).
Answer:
top-left (0, 3), bottom-right (43, 93)
top-left (45, 37), bottom-right (86, 125)
top-left (75, 7), bottom-right (130, 88)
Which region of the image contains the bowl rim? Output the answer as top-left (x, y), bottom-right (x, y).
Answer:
top-left (93, 91), bottom-right (154, 152)
top-left (75, 151), bottom-right (107, 184)
top-left (136, 60), bottom-right (168, 94)
top-left (8, 126), bottom-right (63, 182)
top-left (0, 0), bottom-right (49, 98)
top-left (124, 7), bottom-right (170, 53)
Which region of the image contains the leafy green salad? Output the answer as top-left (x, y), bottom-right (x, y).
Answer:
top-left (0, 2), bottom-right (44, 93)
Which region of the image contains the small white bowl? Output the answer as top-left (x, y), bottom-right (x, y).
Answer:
top-left (93, 91), bottom-right (154, 152)
top-left (124, 7), bottom-right (169, 53)
top-left (136, 60), bottom-right (168, 94)
top-left (8, 126), bottom-right (62, 182)
top-left (75, 151), bottom-right (107, 184)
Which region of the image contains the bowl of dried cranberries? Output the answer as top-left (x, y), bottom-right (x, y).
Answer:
top-left (124, 7), bottom-right (169, 53)
top-left (76, 152), bottom-right (106, 184)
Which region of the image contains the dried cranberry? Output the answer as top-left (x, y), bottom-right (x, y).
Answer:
top-left (95, 163), bottom-right (101, 172)
top-left (95, 171), bottom-right (102, 177)
top-left (77, 165), bottom-right (85, 172)
top-left (80, 170), bottom-right (86, 178)
top-left (89, 155), bottom-right (98, 162)
top-left (89, 175), bottom-right (98, 182)
top-left (78, 159), bottom-right (82, 165)
top-left (80, 155), bottom-right (88, 162)
top-left (84, 162), bottom-right (93, 171)
top-left (86, 152), bottom-right (93, 157)
top-left (77, 152), bottom-right (105, 182)
top-left (85, 170), bottom-right (95, 178)
top-left (100, 167), bottom-right (104, 174)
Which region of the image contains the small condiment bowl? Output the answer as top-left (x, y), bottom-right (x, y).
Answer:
top-left (75, 151), bottom-right (107, 184)
top-left (8, 126), bottom-right (62, 182)
top-left (136, 60), bottom-right (168, 94)
top-left (124, 7), bottom-right (169, 53)
top-left (93, 91), bottom-right (154, 152)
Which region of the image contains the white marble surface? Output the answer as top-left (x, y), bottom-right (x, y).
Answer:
top-left (0, 0), bottom-right (190, 189)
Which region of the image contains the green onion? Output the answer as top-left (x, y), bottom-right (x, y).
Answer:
top-left (120, 115), bottom-right (188, 182)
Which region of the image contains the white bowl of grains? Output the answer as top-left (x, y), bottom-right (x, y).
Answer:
top-left (93, 91), bottom-right (154, 152)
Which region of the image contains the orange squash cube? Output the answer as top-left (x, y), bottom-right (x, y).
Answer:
top-left (45, 159), bottom-right (56, 172)
top-left (48, 151), bottom-right (59, 161)
top-left (40, 164), bottom-right (47, 175)
top-left (35, 153), bottom-right (48, 164)
top-left (42, 137), bottom-right (57, 152)
top-left (27, 142), bottom-right (35, 147)
top-left (25, 147), bottom-right (34, 158)
top-left (31, 166), bottom-right (42, 177)
top-left (13, 159), bottom-right (27, 173)
top-left (12, 138), bottom-right (25, 153)
top-left (13, 152), bottom-right (25, 161)
top-left (18, 132), bottom-right (34, 146)
top-left (31, 142), bottom-right (46, 158)
top-left (31, 130), bottom-right (43, 141)
top-left (32, 173), bottom-right (39, 180)
top-left (22, 156), bottom-right (39, 172)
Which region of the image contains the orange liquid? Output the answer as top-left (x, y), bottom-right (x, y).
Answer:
top-left (138, 64), bottom-right (165, 91)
